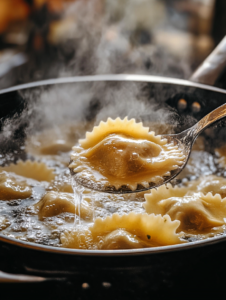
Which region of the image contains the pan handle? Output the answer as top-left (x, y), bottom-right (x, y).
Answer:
top-left (0, 270), bottom-right (63, 283)
top-left (190, 36), bottom-right (226, 86)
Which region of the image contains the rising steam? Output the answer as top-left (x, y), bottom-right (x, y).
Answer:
top-left (0, 0), bottom-right (193, 158)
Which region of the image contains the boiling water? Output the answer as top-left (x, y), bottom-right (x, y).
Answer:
top-left (71, 176), bottom-right (84, 225)
top-left (0, 140), bottom-right (224, 247)
top-left (0, 157), bottom-right (145, 246)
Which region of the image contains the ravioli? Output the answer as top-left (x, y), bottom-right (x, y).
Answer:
top-left (26, 122), bottom-right (90, 157)
top-left (27, 136), bottom-right (72, 156)
top-left (47, 174), bottom-right (74, 193)
top-left (70, 117), bottom-right (185, 191)
top-left (34, 191), bottom-right (92, 220)
top-left (144, 184), bottom-right (226, 232)
top-left (0, 160), bottom-right (55, 182)
top-left (60, 212), bottom-right (183, 249)
top-left (0, 216), bottom-right (10, 231)
top-left (0, 171), bottom-right (32, 200)
top-left (1, 115), bottom-right (226, 250)
top-left (186, 175), bottom-right (226, 198)
top-left (215, 145), bottom-right (226, 168)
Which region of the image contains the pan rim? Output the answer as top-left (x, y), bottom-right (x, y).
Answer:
top-left (1, 232), bottom-right (226, 256)
top-left (0, 73), bottom-right (226, 95)
top-left (0, 73), bottom-right (226, 256)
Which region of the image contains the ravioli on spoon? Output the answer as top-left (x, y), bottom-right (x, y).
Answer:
top-left (69, 117), bottom-right (185, 192)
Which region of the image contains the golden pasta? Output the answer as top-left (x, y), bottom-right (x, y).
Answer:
top-left (70, 117), bottom-right (185, 191)
top-left (0, 120), bottom-right (226, 250)
top-left (34, 191), bottom-right (93, 220)
top-left (0, 171), bottom-right (32, 200)
top-left (0, 160), bottom-right (55, 182)
top-left (144, 184), bottom-right (226, 232)
top-left (60, 212), bottom-right (183, 249)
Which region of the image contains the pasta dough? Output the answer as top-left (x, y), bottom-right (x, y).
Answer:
top-left (0, 216), bottom-right (10, 231)
top-left (70, 117), bottom-right (185, 191)
top-left (144, 184), bottom-right (226, 232)
top-left (186, 175), bottom-right (226, 198)
top-left (26, 128), bottom-right (72, 156)
top-left (100, 229), bottom-right (151, 249)
top-left (48, 175), bottom-right (74, 193)
top-left (60, 212), bottom-right (183, 249)
top-left (34, 191), bottom-right (92, 220)
top-left (1, 116), bottom-right (226, 250)
top-left (26, 122), bottom-right (91, 157)
top-left (0, 160), bottom-right (55, 182)
top-left (0, 171), bottom-right (32, 200)
top-left (215, 145), bottom-right (226, 168)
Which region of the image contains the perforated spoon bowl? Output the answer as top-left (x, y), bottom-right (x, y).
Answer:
top-left (71, 103), bottom-right (226, 194)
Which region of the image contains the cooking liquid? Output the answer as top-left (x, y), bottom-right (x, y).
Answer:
top-left (71, 176), bottom-right (84, 225)
top-left (0, 138), bottom-right (225, 248)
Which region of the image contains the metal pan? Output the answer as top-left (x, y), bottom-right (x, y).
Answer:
top-left (0, 37), bottom-right (226, 289)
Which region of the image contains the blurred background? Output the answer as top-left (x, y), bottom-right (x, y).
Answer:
top-left (0, 0), bottom-right (224, 89)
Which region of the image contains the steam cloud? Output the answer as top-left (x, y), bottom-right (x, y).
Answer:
top-left (0, 0), bottom-right (194, 155)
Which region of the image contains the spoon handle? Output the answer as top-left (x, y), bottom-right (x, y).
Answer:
top-left (192, 103), bottom-right (226, 138)
top-left (176, 103), bottom-right (226, 150)
top-left (190, 36), bottom-right (226, 85)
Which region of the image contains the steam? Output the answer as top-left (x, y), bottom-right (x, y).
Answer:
top-left (0, 0), bottom-right (194, 154)
top-left (17, 79), bottom-right (179, 142)
top-left (55, 0), bottom-right (191, 78)
top-left (94, 81), bottom-right (177, 128)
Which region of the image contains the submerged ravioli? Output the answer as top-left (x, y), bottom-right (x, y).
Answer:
top-left (215, 145), bottom-right (226, 168)
top-left (0, 171), bottom-right (32, 200)
top-left (0, 160), bottom-right (55, 182)
top-left (40, 140), bottom-right (72, 155)
top-left (186, 175), bottom-right (226, 198)
top-left (34, 191), bottom-right (92, 220)
top-left (60, 212), bottom-right (183, 249)
top-left (70, 117), bottom-right (185, 191)
top-left (100, 229), bottom-right (151, 249)
top-left (144, 184), bottom-right (226, 232)
top-left (26, 122), bottom-right (91, 157)
top-left (0, 215), bottom-right (10, 231)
